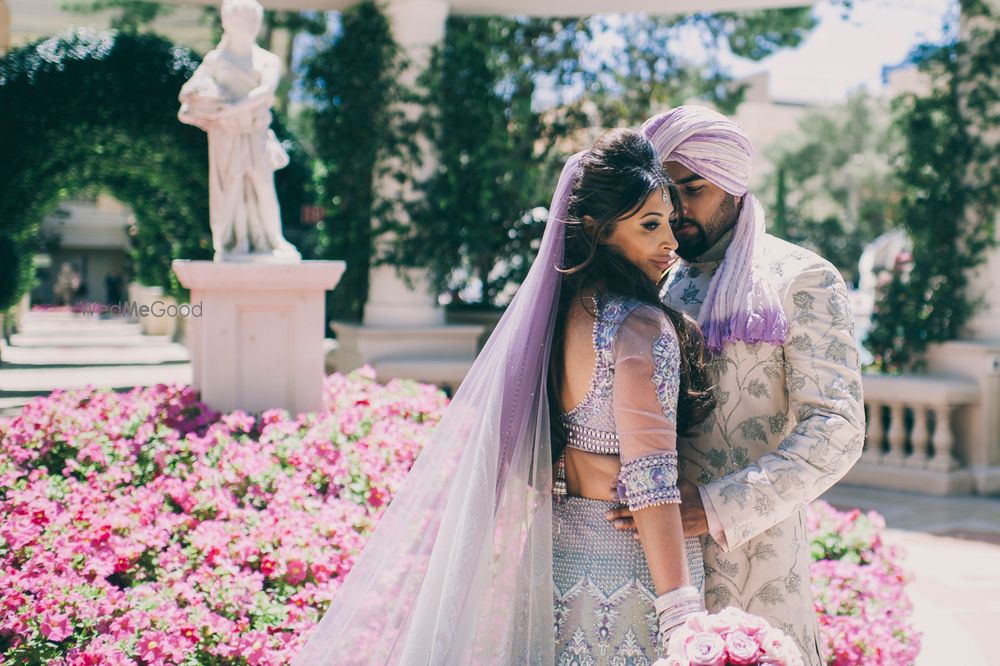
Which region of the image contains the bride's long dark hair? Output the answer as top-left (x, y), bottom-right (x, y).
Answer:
top-left (549, 128), bottom-right (715, 461)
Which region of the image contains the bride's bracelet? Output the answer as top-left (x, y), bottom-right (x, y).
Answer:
top-left (654, 585), bottom-right (702, 614)
top-left (654, 586), bottom-right (706, 638)
top-left (659, 601), bottom-right (706, 634)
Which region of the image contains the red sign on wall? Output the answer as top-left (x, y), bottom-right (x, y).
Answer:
top-left (300, 205), bottom-right (327, 225)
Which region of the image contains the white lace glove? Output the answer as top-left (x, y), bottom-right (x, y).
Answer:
top-left (654, 585), bottom-right (706, 643)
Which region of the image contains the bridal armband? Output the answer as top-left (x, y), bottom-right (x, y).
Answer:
top-left (616, 451), bottom-right (681, 511)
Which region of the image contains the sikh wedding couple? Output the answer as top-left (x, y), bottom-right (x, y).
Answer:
top-left (293, 105), bottom-right (866, 666)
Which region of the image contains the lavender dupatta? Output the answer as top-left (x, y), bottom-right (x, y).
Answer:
top-left (292, 155), bottom-right (584, 665)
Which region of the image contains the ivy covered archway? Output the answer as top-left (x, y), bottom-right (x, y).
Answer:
top-left (0, 28), bottom-right (313, 311)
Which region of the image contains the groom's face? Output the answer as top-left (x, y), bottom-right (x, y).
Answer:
top-left (664, 161), bottom-right (741, 261)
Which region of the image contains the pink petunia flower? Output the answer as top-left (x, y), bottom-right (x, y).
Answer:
top-left (38, 612), bottom-right (73, 642)
top-left (285, 560), bottom-right (308, 586)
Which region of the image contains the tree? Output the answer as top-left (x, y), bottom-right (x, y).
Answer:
top-left (587, 8), bottom-right (816, 125)
top-left (299, 2), bottom-right (403, 322)
top-left (389, 17), bottom-right (590, 307)
top-left (394, 9), bottom-right (819, 308)
top-left (762, 92), bottom-right (903, 286)
top-left (867, 0), bottom-right (1000, 372)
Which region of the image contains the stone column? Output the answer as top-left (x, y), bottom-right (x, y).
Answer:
top-left (364, 0), bottom-right (449, 327)
top-left (332, 0), bottom-right (484, 389)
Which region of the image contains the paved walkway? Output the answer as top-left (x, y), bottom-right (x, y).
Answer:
top-left (1, 315), bottom-right (998, 664)
top-left (0, 311), bottom-right (191, 417)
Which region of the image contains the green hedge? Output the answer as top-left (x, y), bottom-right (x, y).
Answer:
top-left (0, 28), bottom-right (313, 310)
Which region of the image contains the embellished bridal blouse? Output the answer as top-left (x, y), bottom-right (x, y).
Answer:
top-left (552, 293), bottom-right (703, 665)
top-left (559, 294), bottom-right (686, 510)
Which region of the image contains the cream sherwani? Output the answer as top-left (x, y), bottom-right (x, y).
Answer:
top-left (663, 231), bottom-right (865, 665)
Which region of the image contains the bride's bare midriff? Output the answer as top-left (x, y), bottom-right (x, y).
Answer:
top-left (563, 447), bottom-right (620, 501)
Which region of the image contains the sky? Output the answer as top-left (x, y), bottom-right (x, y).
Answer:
top-left (720, 0), bottom-right (957, 103)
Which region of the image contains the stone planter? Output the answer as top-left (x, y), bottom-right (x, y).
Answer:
top-left (127, 283), bottom-right (177, 338)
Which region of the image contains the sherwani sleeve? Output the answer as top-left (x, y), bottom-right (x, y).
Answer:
top-left (698, 484), bottom-right (730, 550)
top-left (701, 263), bottom-right (866, 551)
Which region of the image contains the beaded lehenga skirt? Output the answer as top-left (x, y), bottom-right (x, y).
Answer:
top-left (552, 496), bottom-right (705, 665)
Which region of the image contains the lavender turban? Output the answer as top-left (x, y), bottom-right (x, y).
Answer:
top-left (640, 105), bottom-right (788, 352)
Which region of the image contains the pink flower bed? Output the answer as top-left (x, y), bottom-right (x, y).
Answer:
top-left (0, 371), bottom-right (919, 665)
top-left (808, 501), bottom-right (921, 665)
top-left (0, 369), bottom-right (446, 665)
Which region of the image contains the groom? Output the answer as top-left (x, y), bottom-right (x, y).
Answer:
top-left (609, 106), bottom-right (865, 665)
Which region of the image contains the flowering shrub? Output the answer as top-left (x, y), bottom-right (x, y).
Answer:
top-left (0, 372), bottom-right (918, 665)
top-left (808, 501), bottom-right (921, 665)
top-left (0, 368), bottom-right (447, 665)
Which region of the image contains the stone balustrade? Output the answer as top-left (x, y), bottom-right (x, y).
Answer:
top-left (845, 373), bottom-right (981, 495)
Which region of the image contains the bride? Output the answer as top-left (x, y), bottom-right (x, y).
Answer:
top-left (293, 129), bottom-right (715, 664)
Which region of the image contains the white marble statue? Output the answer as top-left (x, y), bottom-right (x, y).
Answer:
top-left (178, 0), bottom-right (300, 263)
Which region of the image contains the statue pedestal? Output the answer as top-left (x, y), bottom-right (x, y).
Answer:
top-left (172, 260), bottom-right (345, 415)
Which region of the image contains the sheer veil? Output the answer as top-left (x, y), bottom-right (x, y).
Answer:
top-left (292, 153), bottom-right (584, 665)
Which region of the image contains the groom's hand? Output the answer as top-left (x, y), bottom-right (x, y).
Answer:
top-left (604, 480), bottom-right (710, 538)
top-left (678, 480), bottom-right (710, 537)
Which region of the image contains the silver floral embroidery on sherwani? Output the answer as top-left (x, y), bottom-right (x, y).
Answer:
top-left (663, 233), bottom-right (866, 666)
top-left (553, 294), bottom-right (704, 665)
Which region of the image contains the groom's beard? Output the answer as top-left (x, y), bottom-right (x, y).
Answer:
top-left (674, 194), bottom-right (740, 261)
